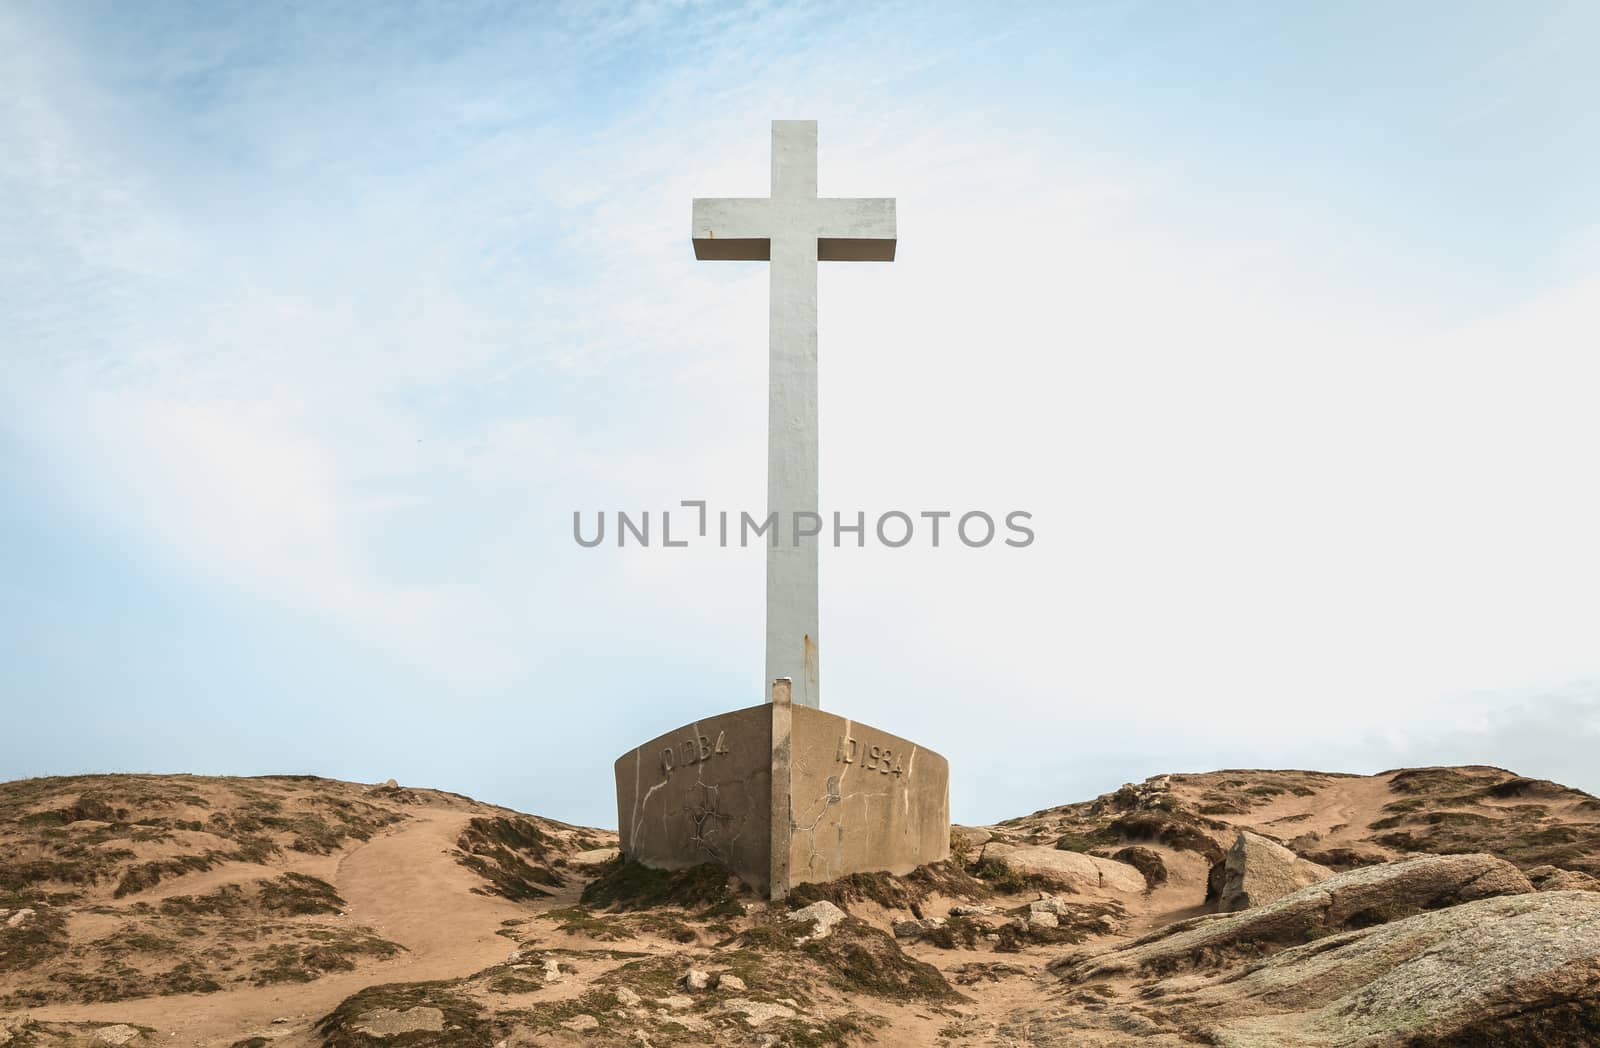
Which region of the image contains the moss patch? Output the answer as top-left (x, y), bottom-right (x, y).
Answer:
top-left (454, 816), bottom-right (566, 901)
top-left (317, 981), bottom-right (491, 1047)
top-left (580, 857), bottom-right (735, 912)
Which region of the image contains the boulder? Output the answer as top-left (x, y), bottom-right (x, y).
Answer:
top-left (1066, 853), bottom-right (1535, 982)
top-left (892, 917), bottom-right (945, 939)
top-left (722, 999), bottom-right (798, 1027)
top-left (786, 900), bottom-right (846, 941)
top-left (950, 825), bottom-right (992, 854)
top-left (1216, 830), bottom-right (1333, 911)
top-left (978, 842), bottom-right (1146, 895)
top-left (1111, 845), bottom-right (1168, 889)
top-left (713, 972), bottom-right (746, 992)
top-left (350, 1008), bottom-right (445, 1038)
top-left (1529, 864), bottom-right (1600, 893)
top-left (679, 968), bottom-right (711, 992)
top-left (1186, 890), bottom-right (1600, 1047)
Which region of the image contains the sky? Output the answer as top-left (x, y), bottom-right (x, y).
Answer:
top-left (3, 1), bottom-right (1599, 828)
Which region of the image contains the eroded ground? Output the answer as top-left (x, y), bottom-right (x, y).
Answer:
top-left (2, 766), bottom-right (1598, 1046)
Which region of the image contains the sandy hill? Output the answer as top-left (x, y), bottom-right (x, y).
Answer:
top-left (1, 766), bottom-right (1598, 1046)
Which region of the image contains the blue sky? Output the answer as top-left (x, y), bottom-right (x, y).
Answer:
top-left (3, 1), bottom-right (1599, 827)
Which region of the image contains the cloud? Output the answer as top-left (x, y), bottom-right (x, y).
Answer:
top-left (2, 2), bottom-right (1598, 825)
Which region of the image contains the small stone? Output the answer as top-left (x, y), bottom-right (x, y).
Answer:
top-left (658, 994), bottom-right (694, 1010)
top-left (892, 916), bottom-right (946, 939)
top-left (714, 972), bottom-right (747, 992)
top-left (951, 904), bottom-right (997, 917)
top-left (351, 1008), bottom-right (445, 1037)
top-left (271, 1016), bottom-right (292, 1024)
top-left (5, 909), bottom-right (34, 929)
top-left (505, 949), bottom-right (523, 964)
top-left (680, 967), bottom-right (711, 992)
top-left (614, 986), bottom-right (642, 1007)
top-left (722, 999), bottom-right (798, 1028)
top-left (383, 778), bottom-right (399, 788)
top-left (560, 1014), bottom-right (599, 1032)
top-left (92, 1027), bottom-right (142, 1047)
top-left (542, 958), bottom-right (564, 983)
top-left (786, 900), bottom-right (846, 941)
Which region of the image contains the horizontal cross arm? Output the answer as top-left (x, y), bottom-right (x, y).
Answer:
top-left (692, 197), bottom-right (772, 260)
top-left (817, 197), bottom-right (896, 261)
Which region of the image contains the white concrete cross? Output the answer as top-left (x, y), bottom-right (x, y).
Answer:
top-left (692, 120), bottom-right (897, 710)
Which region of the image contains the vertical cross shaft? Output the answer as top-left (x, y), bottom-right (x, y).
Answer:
top-left (692, 121), bottom-right (897, 709)
top-left (766, 121), bottom-right (821, 709)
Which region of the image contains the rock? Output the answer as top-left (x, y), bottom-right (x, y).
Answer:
top-left (1029, 910), bottom-right (1060, 929)
top-left (1216, 830), bottom-right (1333, 911)
top-left (505, 949), bottom-right (523, 963)
top-left (714, 972), bottom-right (747, 992)
top-left (1528, 864), bottom-right (1600, 892)
top-left (950, 903), bottom-right (998, 917)
top-left (978, 842), bottom-right (1146, 894)
top-left (950, 825), bottom-right (992, 854)
top-left (892, 916), bottom-right (945, 938)
top-left (614, 986), bottom-right (642, 1007)
top-left (658, 994), bottom-right (694, 1010)
top-left (722, 999), bottom-right (799, 1027)
top-left (1176, 890), bottom-right (1600, 1046)
top-left (572, 847), bottom-right (621, 866)
top-left (1029, 895), bottom-right (1069, 915)
top-left (542, 958), bottom-right (563, 983)
top-left (5, 908), bottom-right (34, 929)
top-left (92, 1027), bottom-right (142, 1047)
top-left (1066, 853), bottom-right (1535, 982)
top-left (786, 900), bottom-right (846, 941)
top-left (1111, 845), bottom-right (1168, 889)
top-left (382, 778), bottom-right (398, 788)
top-left (351, 1008), bottom-right (445, 1037)
top-left (560, 1015), bottom-right (600, 1032)
top-left (679, 967), bottom-right (711, 992)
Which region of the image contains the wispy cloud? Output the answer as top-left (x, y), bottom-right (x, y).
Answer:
top-left (2, 1), bottom-right (1598, 824)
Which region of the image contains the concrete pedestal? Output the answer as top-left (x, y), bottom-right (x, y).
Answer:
top-left (613, 695), bottom-right (950, 899)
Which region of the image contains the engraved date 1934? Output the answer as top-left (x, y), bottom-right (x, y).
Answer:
top-left (836, 735), bottom-right (905, 777)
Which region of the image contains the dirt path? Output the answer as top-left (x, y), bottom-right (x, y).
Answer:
top-left (20, 809), bottom-right (533, 1045)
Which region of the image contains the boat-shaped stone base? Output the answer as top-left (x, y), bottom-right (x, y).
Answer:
top-left (613, 691), bottom-right (950, 899)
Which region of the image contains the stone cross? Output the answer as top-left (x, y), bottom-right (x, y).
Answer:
top-left (692, 120), bottom-right (897, 709)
